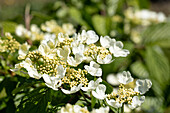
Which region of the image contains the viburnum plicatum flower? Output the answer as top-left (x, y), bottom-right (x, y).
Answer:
top-left (61, 84), bottom-right (83, 94)
top-left (84, 61), bottom-right (102, 77)
top-left (81, 78), bottom-right (102, 92)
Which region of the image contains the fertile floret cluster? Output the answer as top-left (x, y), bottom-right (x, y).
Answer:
top-left (0, 33), bottom-right (20, 53)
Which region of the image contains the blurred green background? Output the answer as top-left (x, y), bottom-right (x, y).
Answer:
top-left (0, 0), bottom-right (170, 113)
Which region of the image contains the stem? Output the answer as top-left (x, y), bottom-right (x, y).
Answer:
top-left (121, 104), bottom-right (124, 113)
top-left (80, 90), bottom-right (88, 101)
top-left (25, 4), bottom-right (32, 30)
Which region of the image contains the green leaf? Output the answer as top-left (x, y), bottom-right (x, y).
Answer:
top-left (17, 87), bottom-right (48, 113)
top-left (102, 80), bottom-right (113, 94)
top-left (69, 7), bottom-right (90, 29)
top-left (130, 61), bottom-right (149, 78)
top-left (141, 97), bottom-right (163, 113)
top-left (145, 46), bottom-right (170, 97)
top-left (91, 94), bottom-right (96, 108)
top-left (0, 21), bottom-right (17, 33)
top-left (92, 15), bottom-right (111, 36)
top-left (142, 23), bottom-right (170, 48)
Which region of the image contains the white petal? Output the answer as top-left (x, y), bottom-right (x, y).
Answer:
top-left (106, 73), bottom-right (120, 86)
top-left (86, 30), bottom-right (99, 45)
top-left (43, 74), bottom-right (52, 84)
top-left (134, 79), bottom-right (152, 94)
top-left (128, 96), bottom-right (145, 109)
top-left (92, 84), bottom-right (106, 100)
top-left (106, 98), bottom-right (122, 108)
top-left (118, 71), bottom-right (134, 84)
top-left (100, 36), bottom-right (111, 48)
top-left (61, 84), bottom-right (82, 94)
top-left (57, 65), bottom-right (66, 78)
top-left (97, 54), bottom-right (113, 64)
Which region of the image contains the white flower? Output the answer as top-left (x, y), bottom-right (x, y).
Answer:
top-left (56, 65), bottom-right (66, 78)
top-left (16, 58), bottom-right (41, 79)
top-left (81, 78), bottom-right (102, 92)
top-left (41, 33), bottom-right (56, 47)
top-left (134, 79), bottom-right (152, 94)
top-left (106, 73), bottom-right (120, 86)
top-left (72, 44), bottom-right (85, 56)
top-left (15, 25), bottom-right (26, 37)
top-left (97, 54), bottom-right (113, 64)
top-left (92, 84), bottom-right (107, 100)
top-left (81, 30), bottom-right (99, 45)
top-left (67, 53), bottom-right (84, 67)
top-left (128, 96), bottom-right (145, 109)
top-left (57, 46), bottom-right (71, 61)
top-left (61, 84), bottom-right (82, 94)
top-left (42, 74), bottom-right (62, 91)
top-left (117, 71), bottom-right (133, 84)
top-left (84, 61), bottom-right (102, 76)
top-left (62, 23), bottom-right (76, 35)
top-left (38, 44), bottom-right (56, 59)
top-left (59, 103), bottom-right (88, 113)
top-left (100, 36), bottom-right (115, 48)
top-left (109, 41), bottom-right (130, 57)
top-left (91, 106), bottom-right (110, 113)
top-left (106, 98), bottom-right (122, 108)
top-left (18, 42), bottom-right (30, 60)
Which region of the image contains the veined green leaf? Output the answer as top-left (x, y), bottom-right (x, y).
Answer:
top-left (0, 21), bottom-right (17, 33)
top-left (69, 7), bottom-right (90, 29)
top-left (145, 46), bottom-right (170, 96)
top-left (130, 61), bottom-right (149, 78)
top-left (142, 23), bottom-right (170, 48)
top-left (92, 15), bottom-right (111, 36)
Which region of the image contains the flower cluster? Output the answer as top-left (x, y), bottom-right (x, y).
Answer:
top-left (92, 71), bottom-right (152, 109)
top-left (0, 33), bottom-right (20, 53)
top-left (58, 103), bottom-right (109, 113)
top-left (15, 20), bottom-right (76, 41)
top-left (13, 29), bottom-right (130, 95)
top-left (125, 8), bottom-right (166, 26)
top-left (11, 20), bottom-right (152, 111)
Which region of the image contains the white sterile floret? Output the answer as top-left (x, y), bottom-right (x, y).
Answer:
top-left (106, 98), bottom-right (122, 108)
top-left (118, 71), bottom-right (134, 84)
top-left (72, 44), bottom-right (85, 56)
top-left (18, 42), bottom-right (31, 60)
top-left (30, 24), bottom-right (40, 33)
top-left (100, 36), bottom-right (115, 48)
top-left (81, 30), bottom-right (99, 45)
top-left (81, 78), bottom-right (102, 92)
top-left (41, 33), bottom-right (56, 47)
top-left (15, 25), bottom-right (27, 37)
top-left (128, 96), bottom-right (145, 109)
top-left (109, 41), bottom-right (130, 57)
top-left (97, 54), bottom-right (113, 64)
top-left (67, 53), bottom-right (84, 67)
top-left (134, 79), bottom-right (152, 94)
top-left (42, 74), bottom-right (62, 91)
top-left (17, 58), bottom-right (41, 79)
top-left (106, 73), bottom-right (120, 86)
top-left (92, 84), bottom-right (107, 100)
top-left (62, 23), bottom-right (76, 35)
top-left (56, 65), bottom-right (66, 78)
top-left (84, 61), bottom-right (102, 76)
top-left (61, 84), bottom-right (82, 94)
top-left (57, 46), bottom-right (70, 61)
top-left (38, 44), bottom-right (56, 59)
top-left (91, 106), bottom-right (110, 113)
